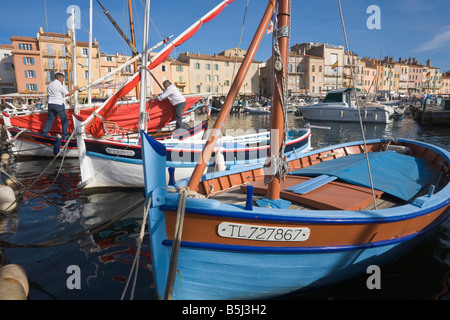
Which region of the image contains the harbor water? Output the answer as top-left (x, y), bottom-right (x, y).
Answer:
top-left (0, 113), bottom-right (449, 300)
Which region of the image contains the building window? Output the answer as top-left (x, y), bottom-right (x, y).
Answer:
top-left (81, 48), bottom-right (88, 56)
top-left (214, 64), bottom-right (219, 71)
top-left (161, 65), bottom-right (166, 72)
top-left (25, 70), bottom-right (36, 78)
top-left (312, 65), bottom-right (315, 72)
top-left (105, 56), bottom-right (113, 62)
top-left (84, 70), bottom-right (89, 79)
top-left (196, 85), bottom-right (201, 93)
top-left (205, 75), bottom-right (211, 82)
top-left (176, 65), bottom-right (183, 72)
top-left (5, 63), bottom-right (13, 70)
top-left (214, 75), bottom-right (219, 82)
top-left (319, 66), bottom-right (322, 72)
top-left (194, 63), bottom-right (201, 70)
top-left (205, 63), bottom-right (211, 70)
top-left (19, 43), bottom-right (33, 50)
top-left (23, 57), bottom-right (35, 65)
top-left (225, 80), bottom-right (230, 86)
top-left (26, 84), bottom-right (38, 91)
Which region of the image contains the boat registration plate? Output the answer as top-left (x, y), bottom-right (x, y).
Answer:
top-left (217, 222), bottom-right (310, 242)
top-left (106, 147), bottom-right (135, 157)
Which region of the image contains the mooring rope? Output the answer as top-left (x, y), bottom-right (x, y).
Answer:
top-left (121, 197), bottom-right (151, 300)
top-left (0, 197), bottom-right (145, 248)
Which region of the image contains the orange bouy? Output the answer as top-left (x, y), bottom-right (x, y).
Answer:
top-left (0, 264), bottom-right (29, 300)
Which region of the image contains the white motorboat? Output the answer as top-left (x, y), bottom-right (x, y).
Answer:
top-left (297, 88), bottom-right (397, 123)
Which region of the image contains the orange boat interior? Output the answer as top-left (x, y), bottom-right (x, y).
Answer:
top-left (196, 140), bottom-right (450, 211)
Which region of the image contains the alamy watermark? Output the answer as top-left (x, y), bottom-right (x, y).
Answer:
top-left (366, 265), bottom-right (381, 290)
top-left (66, 265), bottom-right (81, 290)
top-left (366, 5), bottom-right (381, 30)
top-left (66, 5), bottom-right (81, 30)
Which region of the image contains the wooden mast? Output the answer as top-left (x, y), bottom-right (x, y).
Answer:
top-left (187, 0), bottom-right (277, 192)
top-left (128, 0), bottom-right (140, 99)
top-left (267, 0), bottom-right (290, 200)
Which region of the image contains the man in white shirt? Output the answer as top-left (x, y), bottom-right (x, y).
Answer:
top-left (42, 73), bottom-right (78, 139)
top-left (153, 80), bottom-right (186, 129)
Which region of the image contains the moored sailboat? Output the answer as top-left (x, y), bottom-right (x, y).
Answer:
top-left (141, 0), bottom-right (450, 300)
top-left (74, 0), bottom-right (312, 189)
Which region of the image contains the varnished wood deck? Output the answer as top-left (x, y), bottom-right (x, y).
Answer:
top-left (211, 177), bottom-right (401, 211)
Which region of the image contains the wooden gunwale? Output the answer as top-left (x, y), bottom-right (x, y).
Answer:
top-left (162, 204), bottom-right (449, 249)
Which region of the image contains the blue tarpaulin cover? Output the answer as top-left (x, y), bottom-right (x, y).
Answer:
top-left (290, 151), bottom-right (431, 201)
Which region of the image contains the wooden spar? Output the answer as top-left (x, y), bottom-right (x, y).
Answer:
top-left (128, 0), bottom-right (140, 98)
top-left (187, 0), bottom-right (277, 192)
top-left (97, 0), bottom-right (164, 91)
top-left (97, 0), bottom-right (138, 54)
top-left (267, 0), bottom-right (290, 200)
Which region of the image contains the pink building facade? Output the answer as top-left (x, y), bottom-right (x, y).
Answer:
top-left (10, 36), bottom-right (45, 94)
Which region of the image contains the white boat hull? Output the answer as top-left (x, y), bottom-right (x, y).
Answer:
top-left (298, 103), bottom-right (395, 123)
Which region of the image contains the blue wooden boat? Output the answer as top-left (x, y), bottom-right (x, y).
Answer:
top-left (142, 134), bottom-right (450, 299)
top-left (140, 0), bottom-right (450, 300)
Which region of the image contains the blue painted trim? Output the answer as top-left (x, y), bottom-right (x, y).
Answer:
top-left (161, 215), bottom-right (444, 253)
top-left (160, 197), bottom-right (450, 224)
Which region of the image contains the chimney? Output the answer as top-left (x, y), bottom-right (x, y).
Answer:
top-left (426, 59), bottom-right (431, 67)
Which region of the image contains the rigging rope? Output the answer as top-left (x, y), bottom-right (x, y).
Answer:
top-left (231, 0), bottom-right (251, 81)
top-left (337, 0), bottom-right (377, 209)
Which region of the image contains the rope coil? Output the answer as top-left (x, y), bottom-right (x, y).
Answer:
top-left (265, 21), bottom-right (289, 186)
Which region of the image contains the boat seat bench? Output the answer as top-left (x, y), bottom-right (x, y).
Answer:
top-left (244, 175), bottom-right (384, 210)
top-left (284, 174), bottom-right (337, 194)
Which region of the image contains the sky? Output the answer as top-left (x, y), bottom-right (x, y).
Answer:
top-left (1, 0), bottom-right (449, 72)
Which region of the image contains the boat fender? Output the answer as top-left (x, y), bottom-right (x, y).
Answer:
top-left (0, 185), bottom-right (16, 212)
top-left (1, 153), bottom-right (10, 164)
top-left (168, 167), bottom-right (175, 185)
top-left (385, 145), bottom-right (411, 154)
top-left (0, 264), bottom-right (29, 300)
top-left (215, 150), bottom-right (226, 172)
top-left (245, 185), bottom-right (254, 211)
top-left (53, 137), bottom-right (61, 155)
